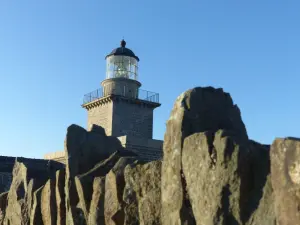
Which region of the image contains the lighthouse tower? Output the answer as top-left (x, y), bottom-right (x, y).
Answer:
top-left (82, 39), bottom-right (163, 161)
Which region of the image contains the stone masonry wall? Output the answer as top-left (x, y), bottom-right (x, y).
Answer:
top-left (87, 101), bottom-right (113, 135)
top-left (112, 100), bottom-right (154, 139)
top-left (118, 135), bottom-right (163, 161)
top-left (44, 151), bottom-right (66, 164)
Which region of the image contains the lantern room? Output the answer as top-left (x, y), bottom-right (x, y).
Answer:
top-left (105, 39), bottom-right (139, 80)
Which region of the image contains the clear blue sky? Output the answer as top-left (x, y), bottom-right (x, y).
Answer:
top-left (0, 1), bottom-right (299, 158)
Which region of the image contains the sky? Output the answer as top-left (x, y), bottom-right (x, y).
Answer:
top-left (0, 0), bottom-right (299, 158)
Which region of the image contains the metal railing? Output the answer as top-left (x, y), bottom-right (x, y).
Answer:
top-left (83, 87), bottom-right (159, 105)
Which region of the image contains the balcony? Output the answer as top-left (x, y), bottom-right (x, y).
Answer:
top-left (83, 87), bottom-right (159, 105)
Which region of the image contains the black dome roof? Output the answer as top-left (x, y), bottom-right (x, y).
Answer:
top-left (105, 39), bottom-right (139, 61)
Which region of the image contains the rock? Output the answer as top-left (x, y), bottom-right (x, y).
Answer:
top-left (246, 175), bottom-right (275, 225)
top-left (55, 169), bottom-right (65, 225)
top-left (41, 179), bottom-right (57, 225)
top-left (88, 177), bottom-right (106, 225)
top-left (25, 179), bottom-right (36, 221)
top-left (67, 151), bottom-right (135, 225)
top-left (64, 124), bottom-right (131, 225)
top-left (3, 162), bottom-right (28, 225)
top-left (0, 192), bottom-right (8, 224)
top-left (89, 124), bottom-right (106, 135)
top-left (271, 137), bottom-right (300, 225)
top-left (30, 186), bottom-right (43, 225)
top-left (244, 141), bottom-right (275, 225)
top-left (182, 131), bottom-right (247, 224)
top-left (104, 157), bottom-right (136, 225)
top-left (3, 161), bottom-right (52, 225)
top-left (64, 124), bottom-right (125, 178)
top-left (161, 87), bottom-right (248, 225)
top-left (123, 160), bottom-right (162, 225)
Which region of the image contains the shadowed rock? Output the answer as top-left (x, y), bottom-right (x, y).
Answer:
top-left (55, 169), bottom-right (65, 225)
top-left (64, 124), bottom-right (125, 178)
top-left (3, 161), bottom-right (55, 225)
top-left (104, 157), bottom-right (136, 225)
top-left (88, 177), bottom-right (106, 225)
top-left (30, 186), bottom-right (43, 225)
top-left (41, 179), bottom-right (57, 225)
top-left (0, 192), bottom-right (8, 224)
top-left (64, 124), bottom-right (134, 225)
top-left (271, 137), bottom-right (300, 225)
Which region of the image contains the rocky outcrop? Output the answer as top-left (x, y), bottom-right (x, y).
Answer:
top-left (64, 124), bottom-right (136, 225)
top-left (0, 86), bottom-right (299, 225)
top-left (161, 87), bottom-right (248, 225)
top-left (123, 160), bottom-right (162, 225)
top-left (0, 192), bottom-right (8, 224)
top-left (271, 138), bottom-right (300, 225)
top-left (2, 160), bottom-right (59, 225)
top-left (182, 131), bottom-right (246, 224)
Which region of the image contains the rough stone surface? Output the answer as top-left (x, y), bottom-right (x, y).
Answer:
top-left (123, 160), bottom-right (162, 225)
top-left (161, 87), bottom-right (248, 225)
top-left (41, 179), bottom-right (57, 225)
top-left (64, 124), bottom-right (124, 178)
top-left (63, 124), bottom-right (130, 225)
top-left (55, 169), bottom-right (65, 225)
top-left (88, 177), bottom-right (106, 225)
top-left (104, 157), bottom-right (136, 225)
top-left (0, 156), bottom-right (64, 194)
top-left (3, 161), bottom-right (54, 225)
top-left (182, 131), bottom-right (248, 224)
top-left (30, 186), bottom-right (43, 225)
top-left (245, 141), bottom-right (275, 225)
top-left (271, 137), bottom-right (300, 225)
top-left (0, 192), bottom-right (8, 224)
top-left (3, 162), bottom-right (29, 225)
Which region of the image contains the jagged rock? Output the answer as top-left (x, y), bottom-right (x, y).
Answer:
top-left (26, 179), bottom-right (36, 221)
top-left (161, 87), bottom-right (248, 225)
top-left (246, 175), bottom-right (275, 225)
top-left (41, 179), bottom-right (57, 225)
top-left (271, 137), bottom-right (300, 225)
top-left (55, 169), bottom-right (65, 225)
top-left (0, 192), bottom-right (8, 224)
top-left (1, 159), bottom-right (59, 225)
top-left (74, 151), bottom-right (128, 224)
top-left (3, 162), bottom-right (29, 225)
top-left (30, 186), bottom-right (43, 225)
top-left (64, 124), bottom-right (132, 225)
top-left (104, 157), bottom-right (136, 225)
top-left (182, 130), bottom-right (250, 224)
top-left (88, 177), bottom-right (106, 225)
top-left (245, 141), bottom-right (275, 225)
top-left (3, 161), bottom-right (52, 225)
top-left (123, 160), bottom-right (162, 225)
top-left (64, 124), bottom-right (125, 178)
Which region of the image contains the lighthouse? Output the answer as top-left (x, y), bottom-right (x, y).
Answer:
top-left (81, 39), bottom-right (163, 161)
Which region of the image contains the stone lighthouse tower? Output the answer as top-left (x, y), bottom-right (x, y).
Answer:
top-left (81, 39), bottom-right (163, 161)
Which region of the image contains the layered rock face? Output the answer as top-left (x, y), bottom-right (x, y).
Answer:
top-left (0, 86), bottom-right (299, 224)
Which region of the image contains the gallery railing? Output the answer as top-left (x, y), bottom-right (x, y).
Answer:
top-left (83, 87), bottom-right (159, 105)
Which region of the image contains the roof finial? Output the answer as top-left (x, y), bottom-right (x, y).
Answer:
top-left (121, 39), bottom-right (126, 48)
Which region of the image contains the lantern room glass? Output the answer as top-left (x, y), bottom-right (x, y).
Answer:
top-left (106, 55), bottom-right (138, 80)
